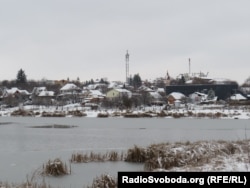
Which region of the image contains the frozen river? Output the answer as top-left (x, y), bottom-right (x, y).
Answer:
top-left (0, 117), bottom-right (249, 187)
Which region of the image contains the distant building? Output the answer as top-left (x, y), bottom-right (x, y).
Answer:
top-left (166, 83), bottom-right (238, 101)
top-left (57, 83), bottom-right (82, 104)
top-left (31, 87), bottom-right (55, 105)
top-left (166, 68), bottom-right (240, 101)
top-left (167, 92), bottom-right (186, 105)
top-left (106, 88), bottom-right (132, 100)
top-left (2, 87), bottom-right (30, 106)
top-left (189, 91), bottom-right (217, 104)
top-left (230, 93), bottom-right (247, 101)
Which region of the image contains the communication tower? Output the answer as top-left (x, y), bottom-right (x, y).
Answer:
top-left (125, 50), bottom-right (129, 84)
top-left (189, 58), bottom-right (191, 76)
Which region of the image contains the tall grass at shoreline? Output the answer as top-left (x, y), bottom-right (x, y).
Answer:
top-left (70, 151), bottom-right (123, 163)
top-left (1, 139), bottom-right (250, 188)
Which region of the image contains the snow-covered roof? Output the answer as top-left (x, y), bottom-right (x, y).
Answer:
top-left (86, 84), bottom-right (99, 90)
top-left (191, 92), bottom-right (207, 97)
top-left (230, 94), bottom-right (247, 101)
top-left (81, 90), bottom-right (89, 94)
top-left (209, 78), bottom-right (232, 84)
top-left (5, 87), bottom-right (30, 95)
top-left (157, 88), bottom-right (165, 93)
top-left (20, 90), bottom-right (30, 95)
top-left (32, 87), bottom-right (47, 95)
top-left (108, 81), bottom-right (123, 89)
top-left (36, 87), bottom-right (46, 91)
top-left (168, 92), bottom-right (186, 99)
top-left (149, 91), bottom-right (162, 99)
top-left (108, 82), bottom-right (116, 88)
top-left (139, 85), bottom-right (153, 92)
top-left (89, 90), bottom-right (105, 97)
top-left (38, 91), bottom-right (54, 97)
top-left (60, 83), bottom-right (81, 91)
top-left (185, 80), bottom-right (193, 84)
top-left (6, 87), bottom-right (19, 94)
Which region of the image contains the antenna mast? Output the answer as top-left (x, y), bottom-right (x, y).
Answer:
top-left (189, 58), bottom-right (191, 75)
top-left (125, 50), bottom-right (129, 84)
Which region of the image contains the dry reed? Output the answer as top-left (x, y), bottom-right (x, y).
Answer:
top-left (41, 158), bottom-right (70, 177)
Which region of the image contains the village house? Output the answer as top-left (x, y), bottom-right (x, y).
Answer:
top-left (230, 93), bottom-right (247, 101)
top-left (81, 89), bottom-right (106, 104)
top-left (167, 92), bottom-right (186, 107)
top-left (148, 91), bottom-right (166, 106)
top-left (59, 83), bottom-right (82, 94)
top-left (31, 87), bottom-right (55, 105)
top-left (189, 92), bottom-right (208, 104)
top-left (2, 87), bottom-right (30, 107)
top-left (106, 88), bottom-right (132, 100)
top-left (137, 85), bottom-right (166, 106)
top-left (57, 83), bottom-right (82, 105)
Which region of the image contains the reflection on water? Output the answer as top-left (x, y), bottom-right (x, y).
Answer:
top-left (0, 117), bottom-right (249, 187)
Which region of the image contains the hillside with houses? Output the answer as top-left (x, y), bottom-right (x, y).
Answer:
top-left (1, 69), bottom-right (250, 116)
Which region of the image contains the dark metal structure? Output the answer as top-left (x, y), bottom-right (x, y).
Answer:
top-left (166, 83), bottom-right (239, 100)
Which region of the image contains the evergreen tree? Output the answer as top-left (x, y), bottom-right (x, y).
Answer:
top-left (122, 95), bottom-right (132, 109)
top-left (207, 88), bottom-right (215, 100)
top-left (242, 76), bottom-right (250, 86)
top-left (16, 69), bottom-right (27, 84)
top-left (132, 74), bottom-right (142, 88)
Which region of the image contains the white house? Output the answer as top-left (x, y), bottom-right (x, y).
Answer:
top-left (189, 92), bottom-right (207, 104)
top-left (58, 83), bottom-right (82, 104)
top-left (106, 88), bottom-right (132, 99)
top-left (189, 91), bottom-right (218, 104)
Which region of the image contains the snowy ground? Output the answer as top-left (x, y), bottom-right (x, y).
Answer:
top-left (1, 103), bottom-right (250, 119)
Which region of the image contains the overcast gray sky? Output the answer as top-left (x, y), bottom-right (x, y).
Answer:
top-left (1, 0), bottom-right (249, 85)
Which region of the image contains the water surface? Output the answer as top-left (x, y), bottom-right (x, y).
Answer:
top-left (0, 117), bottom-right (249, 187)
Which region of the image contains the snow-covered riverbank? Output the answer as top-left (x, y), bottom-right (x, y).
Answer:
top-left (1, 103), bottom-right (250, 119)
